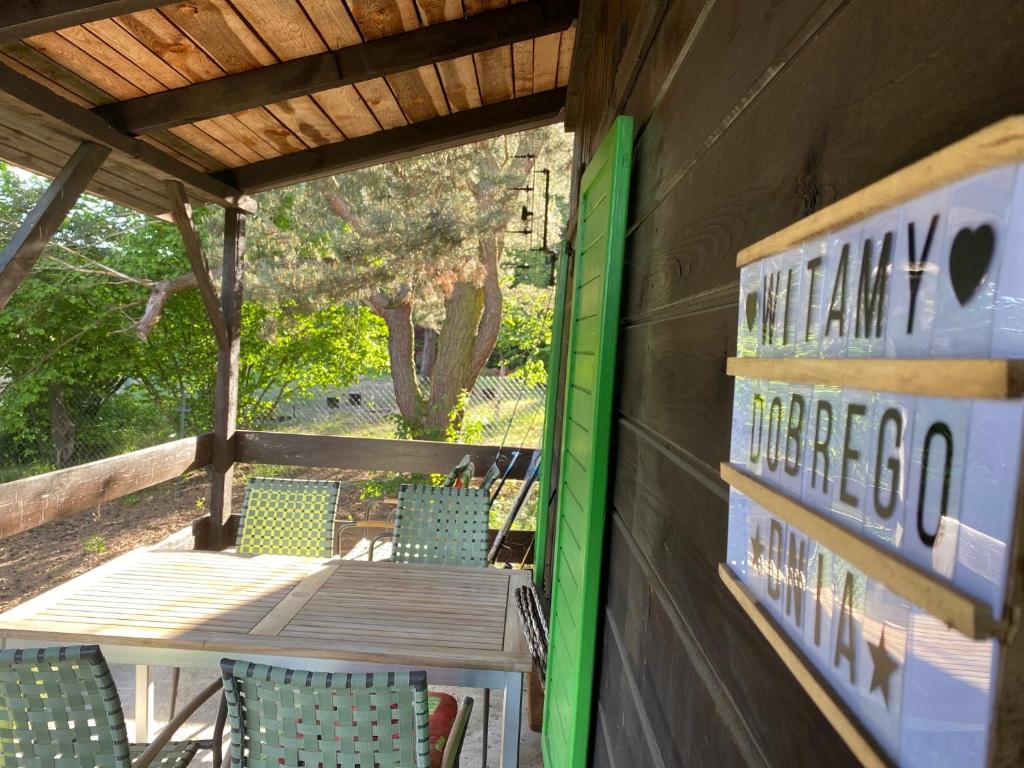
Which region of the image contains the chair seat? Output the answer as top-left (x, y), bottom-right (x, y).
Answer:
top-left (130, 740), bottom-right (202, 767)
top-left (428, 691), bottom-right (459, 768)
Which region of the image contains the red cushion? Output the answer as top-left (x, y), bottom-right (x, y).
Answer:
top-left (428, 691), bottom-right (459, 768)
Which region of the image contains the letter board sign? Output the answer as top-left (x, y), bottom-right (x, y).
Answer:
top-left (723, 119), bottom-right (1024, 768)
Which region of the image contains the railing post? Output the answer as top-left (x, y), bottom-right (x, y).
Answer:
top-left (208, 208), bottom-right (245, 549)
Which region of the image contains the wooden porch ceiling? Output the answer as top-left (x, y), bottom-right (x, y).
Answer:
top-left (0, 0), bottom-right (576, 218)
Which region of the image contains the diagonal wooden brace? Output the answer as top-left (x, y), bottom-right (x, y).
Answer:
top-left (0, 141), bottom-right (111, 310)
top-left (165, 180), bottom-right (230, 351)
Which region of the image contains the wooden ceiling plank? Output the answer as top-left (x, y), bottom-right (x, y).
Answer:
top-left (24, 31), bottom-right (145, 100)
top-left (0, 60), bottom-right (255, 211)
top-left (55, 25), bottom-right (167, 94)
top-left (532, 31), bottom-right (560, 91)
top-left (349, 0), bottom-right (448, 123)
top-left (143, 129), bottom-right (227, 172)
top-left (167, 124), bottom-right (246, 168)
top-left (193, 116), bottom-right (274, 164)
top-left (265, 96), bottom-right (345, 148)
top-left (82, 18), bottom-right (191, 89)
top-left (161, 0), bottom-right (277, 74)
top-left (556, 22), bottom-right (574, 86)
top-left (436, 56), bottom-right (482, 112)
top-left (0, 124), bottom-right (170, 215)
top-left (0, 1), bottom-right (172, 44)
top-left (354, 79), bottom-right (407, 129)
top-left (219, 86), bottom-right (566, 193)
top-left (475, 45), bottom-right (515, 104)
top-left (0, 108), bottom-right (175, 204)
top-left (114, 10), bottom-right (225, 83)
top-left (312, 86), bottom-right (380, 139)
top-left (232, 108), bottom-right (307, 156)
top-left (298, 0), bottom-right (363, 49)
top-left (414, 0), bottom-right (482, 111)
top-left (0, 46), bottom-right (104, 107)
top-left (96, 0), bottom-right (574, 134)
top-left (513, 39), bottom-right (534, 98)
top-left (234, 0), bottom-right (329, 61)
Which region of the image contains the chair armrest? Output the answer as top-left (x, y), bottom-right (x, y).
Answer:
top-left (132, 678), bottom-right (222, 768)
top-left (441, 696), bottom-right (474, 768)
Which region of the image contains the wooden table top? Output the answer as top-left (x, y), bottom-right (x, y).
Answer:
top-left (0, 549), bottom-right (533, 672)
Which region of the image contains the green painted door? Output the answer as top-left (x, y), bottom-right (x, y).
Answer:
top-left (533, 242), bottom-right (569, 588)
top-left (542, 116), bottom-right (633, 768)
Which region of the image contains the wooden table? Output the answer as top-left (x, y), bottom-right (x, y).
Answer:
top-left (0, 549), bottom-right (533, 768)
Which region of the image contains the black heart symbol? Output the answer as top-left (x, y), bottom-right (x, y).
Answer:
top-left (745, 291), bottom-right (758, 332)
top-left (949, 224), bottom-right (996, 306)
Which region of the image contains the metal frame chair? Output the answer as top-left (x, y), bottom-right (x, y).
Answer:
top-left (171, 476), bottom-right (343, 720)
top-left (220, 659), bottom-right (473, 768)
top-left (390, 484), bottom-right (492, 567)
top-left (0, 645), bottom-right (220, 768)
top-left (235, 476), bottom-right (341, 558)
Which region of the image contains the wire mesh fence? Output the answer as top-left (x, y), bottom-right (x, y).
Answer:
top-left (262, 375), bottom-right (547, 448)
top-left (0, 375), bottom-right (546, 483)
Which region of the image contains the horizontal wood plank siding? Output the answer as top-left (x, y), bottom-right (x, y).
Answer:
top-left (560, 0), bottom-right (1024, 764)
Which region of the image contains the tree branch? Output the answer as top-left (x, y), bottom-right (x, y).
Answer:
top-left (134, 268), bottom-right (222, 340)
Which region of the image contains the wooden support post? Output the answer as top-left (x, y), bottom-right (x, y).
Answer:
top-left (208, 209), bottom-right (245, 550)
top-left (0, 141), bottom-right (110, 310)
top-left (165, 181), bottom-right (230, 350)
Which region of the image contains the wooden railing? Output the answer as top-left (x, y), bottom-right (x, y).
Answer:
top-left (0, 431), bottom-right (538, 543)
top-left (0, 434), bottom-right (214, 539)
top-left (234, 430), bottom-right (538, 479)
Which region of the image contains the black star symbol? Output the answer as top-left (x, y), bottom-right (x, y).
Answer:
top-left (867, 626), bottom-right (900, 708)
top-left (750, 526), bottom-right (765, 572)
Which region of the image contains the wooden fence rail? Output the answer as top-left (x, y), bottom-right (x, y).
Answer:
top-left (0, 431), bottom-right (540, 540)
top-left (0, 434), bottom-right (214, 539)
top-left (235, 431), bottom-right (539, 480)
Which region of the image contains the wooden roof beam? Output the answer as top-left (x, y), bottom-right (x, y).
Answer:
top-left (0, 2), bottom-right (171, 44)
top-left (0, 61), bottom-right (256, 213)
top-left (217, 88), bottom-right (567, 194)
top-left (96, 0), bottom-right (579, 135)
top-left (0, 141), bottom-right (110, 310)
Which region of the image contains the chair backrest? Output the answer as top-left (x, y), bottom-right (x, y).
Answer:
top-left (0, 645), bottom-right (131, 768)
top-left (220, 659), bottom-right (431, 768)
top-left (236, 477), bottom-right (340, 557)
top-left (391, 484), bottom-right (491, 567)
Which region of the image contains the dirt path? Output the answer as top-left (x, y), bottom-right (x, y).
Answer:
top-left (0, 466), bottom-right (384, 612)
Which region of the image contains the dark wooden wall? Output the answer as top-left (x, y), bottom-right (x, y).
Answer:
top-left (558, 0), bottom-right (1024, 765)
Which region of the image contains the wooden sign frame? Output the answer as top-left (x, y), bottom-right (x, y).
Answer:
top-left (722, 116), bottom-right (1024, 768)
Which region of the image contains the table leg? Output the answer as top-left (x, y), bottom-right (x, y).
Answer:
top-left (500, 672), bottom-right (523, 768)
top-left (134, 664), bottom-right (155, 742)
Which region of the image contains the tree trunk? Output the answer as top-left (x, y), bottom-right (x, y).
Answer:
top-left (368, 291), bottom-right (426, 433)
top-left (424, 281), bottom-right (484, 437)
top-left (419, 327), bottom-right (438, 379)
top-left (49, 384), bottom-right (75, 468)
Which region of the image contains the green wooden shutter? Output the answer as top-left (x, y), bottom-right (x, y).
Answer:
top-left (534, 242), bottom-right (569, 588)
top-left (542, 116), bottom-right (633, 768)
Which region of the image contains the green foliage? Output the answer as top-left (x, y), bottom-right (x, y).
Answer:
top-left (82, 535), bottom-right (107, 555)
top-left (488, 281), bottom-right (554, 387)
top-left (0, 163), bottom-right (390, 472)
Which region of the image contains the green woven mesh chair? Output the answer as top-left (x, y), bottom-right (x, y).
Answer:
top-left (171, 477), bottom-right (342, 724)
top-left (390, 485), bottom-right (491, 568)
top-left (0, 645), bottom-right (218, 768)
top-left (220, 659), bottom-right (473, 768)
top-left (235, 477), bottom-right (341, 558)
